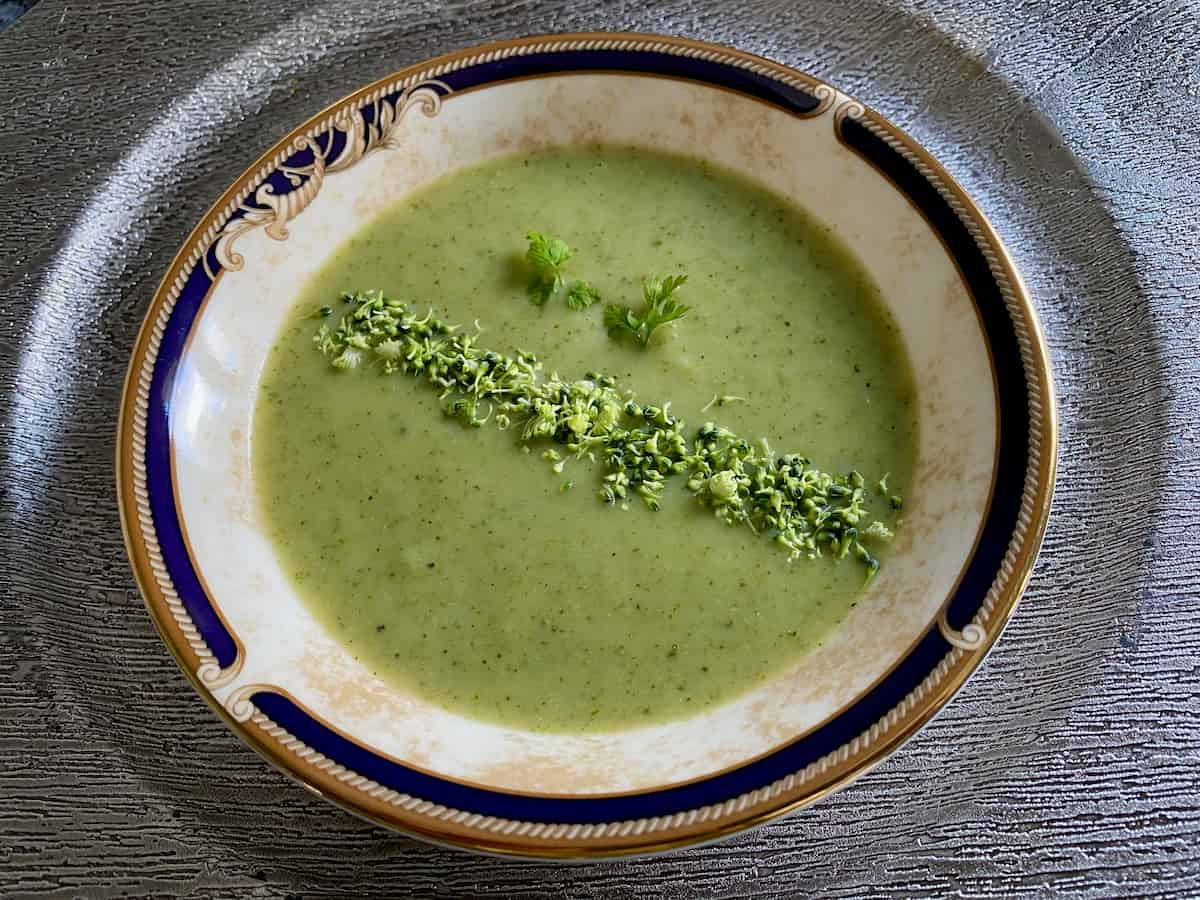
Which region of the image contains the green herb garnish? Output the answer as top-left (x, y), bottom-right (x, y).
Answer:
top-left (566, 280), bottom-right (602, 310)
top-left (605, 274), bottom-right (690, 347)
top-left (525, 231), bottom-right (600, 310)
top-left (525, 231), bottom-right (571, 305)
top-left (311, 291), bottom-right (898, 576)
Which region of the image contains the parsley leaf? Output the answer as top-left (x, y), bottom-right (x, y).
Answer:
top-left (644, 273), bottom-right (689, 309)
top-left (566, 280), bottom-right (601, 310)
top-left (604, 303), bottom-right (640, 338)
top-left (605, 274), bottom-right (690, 347)
top-left (525, 231), bottom-right (602, 310)
top-left (525, 231), bottom-right (573, 307)
top-left (526, 230), bottom-right (573, 272)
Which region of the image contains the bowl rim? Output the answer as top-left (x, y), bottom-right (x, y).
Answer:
top-left (116, 30), bottom-right (1058, 858)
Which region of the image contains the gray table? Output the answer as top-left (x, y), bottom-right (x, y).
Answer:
top-left (3, 1), bottom-right (1198, 896)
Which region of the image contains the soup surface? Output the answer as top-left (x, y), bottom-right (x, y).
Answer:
top-left (254, 145), bottom-right (918, 732)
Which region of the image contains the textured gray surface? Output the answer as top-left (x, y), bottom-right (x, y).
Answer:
top-left (1, 0), bottom-right (1197, 895)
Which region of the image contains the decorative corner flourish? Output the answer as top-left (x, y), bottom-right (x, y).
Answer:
top-left (197, 656), bottom-right (243, 690)
top-left (809, 82), bottom-right (838, 116)
top-left (204, 79), bottom-right (451, 278)
top-left (224, 683), bottom-right (265, 723)
top-left (937, 608), bottom-right (987, 651)
top-left (832, 95), bottom-right (866, 129)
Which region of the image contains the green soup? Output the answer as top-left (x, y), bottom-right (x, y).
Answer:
top-left (254, 145), bottom-right (918, 733)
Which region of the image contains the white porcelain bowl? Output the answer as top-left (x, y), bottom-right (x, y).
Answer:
top-left (118, 33), bottom-right (1056, 857)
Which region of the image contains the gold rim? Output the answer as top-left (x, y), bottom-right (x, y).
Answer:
top-left (115, 31), bottom-right (1058, 858)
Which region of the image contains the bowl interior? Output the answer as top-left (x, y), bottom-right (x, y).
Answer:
top-left (168, 72), bottom-right (995, 794)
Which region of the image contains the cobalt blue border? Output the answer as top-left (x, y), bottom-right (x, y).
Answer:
top-left (838, 117), bottom-right (1028, 636)
top-left (142, 47), bottom-right (1030, 823)
top-left (147, 261), bottom-right (237, 666)
top-left (434, 50), bottom-right (821, 116)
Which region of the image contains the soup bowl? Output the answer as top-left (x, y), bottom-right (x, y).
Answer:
top-left (117, 33), bottom-right (1056, 857)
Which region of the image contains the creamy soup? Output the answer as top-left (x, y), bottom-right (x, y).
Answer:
top-left (254, 145), bottom-right (918, 732)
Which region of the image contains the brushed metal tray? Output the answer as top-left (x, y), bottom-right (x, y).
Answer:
top-left (1, 0), bottom-right (1196, 894)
